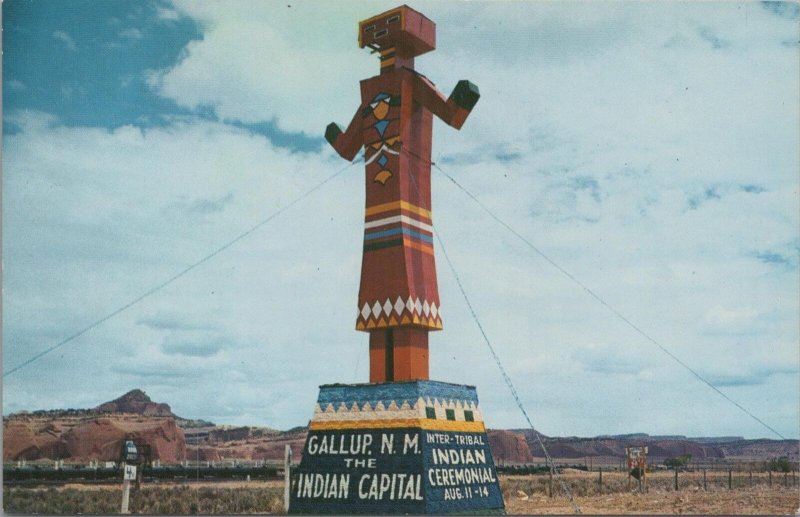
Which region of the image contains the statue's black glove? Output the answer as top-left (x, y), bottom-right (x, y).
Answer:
top-left (451, 80), bottom-right (480, 111)
top-left (325, 123), bottom-right (342, 145)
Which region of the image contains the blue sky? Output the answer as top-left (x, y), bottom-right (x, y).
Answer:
top-left (4, 0), bottom-right (199, 129)
top-left (3, 1), bottom-right (798, 440)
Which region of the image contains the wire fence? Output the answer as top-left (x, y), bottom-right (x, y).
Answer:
top-left (500, 467), bottom-right (800, 498)
top-left (647, 468), bottom-right (799, 492)
top-left (2, 463), bottom-right (284, 486)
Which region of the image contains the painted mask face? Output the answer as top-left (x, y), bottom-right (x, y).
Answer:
top-left (359, 10), bottom-right (403, 49)
top-left (358, 6), bottom-right (436, 57)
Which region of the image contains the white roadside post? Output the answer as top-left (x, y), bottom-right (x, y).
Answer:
top-left (121, 463), bottom-right (137, 513)
top-left (120, 440), bottom-right (139, 514)
top-left (283, 445), bottom-right (292, 513)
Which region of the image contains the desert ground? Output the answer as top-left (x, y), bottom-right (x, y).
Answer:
top-left (3, 473), bottom-right (798, 514)
top-left (503, 488), bottom-right (799, 515)
top-left (503, 470), bottom-right (799, 514)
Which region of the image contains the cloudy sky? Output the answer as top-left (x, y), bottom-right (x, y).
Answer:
top-left (3, 1), bottom-right (798, 440)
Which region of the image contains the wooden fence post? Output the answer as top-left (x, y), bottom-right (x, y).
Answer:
top-left (548, 471), bottom-right (554, 498)
top-left (643, 462), bottom-right (648, 493)
top-left (703, 469), bottom-right (706, 491)
top-left (784, 471), bottom-right (788, 487)
top-left (674, 469), bottom-right (678, 491)
top-left (728, 469), bottom-right (732, 490)
top-left (749, 469), bottom-right (752, 487)
top-left (598, 467), bottom-right (603, 494)
top-left (284, 445), bottom-right (292, 513)
top-left (769, 470), bottom-right (772, 486)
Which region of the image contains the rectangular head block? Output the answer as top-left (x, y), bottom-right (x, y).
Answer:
top-left (359, 5), bottom-right (436, 57)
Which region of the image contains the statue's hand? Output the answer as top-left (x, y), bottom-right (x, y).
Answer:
top-left (325, 123), bottom-right (342, 145)
top-left (451, 80), bottom-right (480, 111)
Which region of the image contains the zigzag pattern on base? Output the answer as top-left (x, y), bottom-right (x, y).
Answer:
top-left (313, 396), bottom-right (484, 424)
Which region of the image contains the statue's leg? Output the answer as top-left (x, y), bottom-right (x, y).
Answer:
top-left (393, 328), bottom-right (429, 381)
top-left (369, 330), bottom-right (390, 383)
top-left (369, 328), bottom-right (429, 383)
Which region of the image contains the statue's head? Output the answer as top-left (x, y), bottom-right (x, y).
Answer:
top-left (359, 5), bottom-right (435, 57)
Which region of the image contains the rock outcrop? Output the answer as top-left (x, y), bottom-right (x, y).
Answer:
top-left (3, 414), bottom-right (186, 463)
top-left (4, 390), bottom-right (185, 463)
top-left (186, 427), bottom-right (308, 462)
top-left (94, 389), bottom-right (172, 417)
top-left (63, 416), bottom-right (186, 462)
top-left (487, 430), bottom-right (534, 464)
top-left (3, 417), bottom-right (70, 461)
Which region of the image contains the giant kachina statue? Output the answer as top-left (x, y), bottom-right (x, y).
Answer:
top-left (290, 7), bottom-right (503, 514)
top-left (326, 6), bottom-right (479, 383)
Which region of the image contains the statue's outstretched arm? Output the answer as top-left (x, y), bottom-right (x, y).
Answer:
top-left (413, 75), bottom-right (480, 130)
top-left (325, 106), bottom-right (363, 160)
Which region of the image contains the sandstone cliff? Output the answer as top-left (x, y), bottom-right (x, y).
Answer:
top-left (186, 427), bottom-right (307, 462)
top-left (4, 390), bottom-right (185, 463)
top-left (3, 414), bottom-right (186, 462)
top-left (487, 430), bottom-right (534, 464)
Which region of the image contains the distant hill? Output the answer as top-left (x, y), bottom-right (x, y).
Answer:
top-left (499, 429), bottom-right (798, 466)
top-left (4, 389), bottom-right (798, 466)
top-left (92, 388), bottom-right (216, 428)
top-left (3, 389), bottom-right (285, 464)
top-left (4, 390), bottom-right (188, 463)
top-left (94, 389), bottom-right (173, 417)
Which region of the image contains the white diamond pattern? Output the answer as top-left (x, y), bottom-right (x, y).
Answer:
top-left (359, 297), bottom-right (442, 323)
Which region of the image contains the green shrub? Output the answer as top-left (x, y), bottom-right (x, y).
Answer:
top-left (765, 457), bottom-right (794, 473)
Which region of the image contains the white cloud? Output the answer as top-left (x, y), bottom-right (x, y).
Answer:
top-left (52, 30), bottom-right (77, 52)
top-left (702, 306), bottom-right (764, 332)
top-left (6, 79), bottom-right (26, 91)
top-left (156, 6), bottom-right (181, 21)
top-left (2, 110), bottom-right (372, 427)
top-left (147, 1), bottom-right (392, 134)
top-left (3, 2), bottom-right (798, 438)
top-left (119, 27), bottom-right (143, 40)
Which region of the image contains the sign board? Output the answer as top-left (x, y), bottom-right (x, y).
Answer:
top-left (626, 446), bottom-right (648, 468)
top-left (124, 464), bottom-right (137, 481)
top-left (290, 428), bottom-right (503, 514)
top-left (124, 440), bottom-right (138, 463)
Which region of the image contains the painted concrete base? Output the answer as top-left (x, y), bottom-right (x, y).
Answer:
top-left (289, 381), bottom-right (505, 514)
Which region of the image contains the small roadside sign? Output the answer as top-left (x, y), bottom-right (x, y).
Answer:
top-left (124, 464), bottom-right (137, 481)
